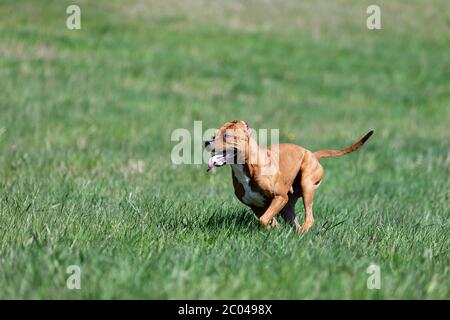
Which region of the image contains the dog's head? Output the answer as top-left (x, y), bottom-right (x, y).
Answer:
top-left (205, 120), bottom-right (253, 171)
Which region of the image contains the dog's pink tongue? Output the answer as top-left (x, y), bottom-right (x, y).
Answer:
top-left (208, 154), bottom-right (226, 170)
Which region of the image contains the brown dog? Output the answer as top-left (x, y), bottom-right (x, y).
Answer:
top-left (205, 120), bottom-right (373, 233)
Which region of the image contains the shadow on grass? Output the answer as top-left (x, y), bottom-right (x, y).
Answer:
top-left (203, 208), bottom-right (258, 232)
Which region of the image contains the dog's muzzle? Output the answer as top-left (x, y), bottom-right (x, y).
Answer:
top-left (205, 140), bottom-right (214, 152)
top-left (206, 149), bottom-right (237, 172)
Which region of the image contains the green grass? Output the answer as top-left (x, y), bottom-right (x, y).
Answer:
top-left (0, 0), bottom-right (449, 299)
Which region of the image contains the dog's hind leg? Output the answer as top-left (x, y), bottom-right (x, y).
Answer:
top-left (298, 161), bottom-right (324, 233)
top-left (299, 182), bottom-right (315, 233)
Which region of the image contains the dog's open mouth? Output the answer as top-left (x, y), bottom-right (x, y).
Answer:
top-left (207, 150), bottom-right (236, 171)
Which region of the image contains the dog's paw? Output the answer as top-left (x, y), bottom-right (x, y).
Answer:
top-left (259, 217), bottom-right (279, 230)
top-left (269, 217), bottom-right (280, 229)
top-left (298, 220), bottom-right (314, 233)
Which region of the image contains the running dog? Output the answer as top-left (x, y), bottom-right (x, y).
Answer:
top-left (205, 120), bottom-right (373, 233)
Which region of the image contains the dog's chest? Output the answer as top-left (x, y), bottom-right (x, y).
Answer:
top-left (231, 165), bottom-right (266, 208)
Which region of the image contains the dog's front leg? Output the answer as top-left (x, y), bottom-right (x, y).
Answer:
top-left (259, 195), bottom-right (288, 229)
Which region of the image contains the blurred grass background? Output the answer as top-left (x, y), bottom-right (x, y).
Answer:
top-left (0, 0), bottom-right (448, 299)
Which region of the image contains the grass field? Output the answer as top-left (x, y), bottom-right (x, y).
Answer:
top-left (0, 0), bottom-right (449, 299)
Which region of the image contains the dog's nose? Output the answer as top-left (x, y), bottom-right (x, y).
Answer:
top-left (205, 141), bottom-right (211, 148)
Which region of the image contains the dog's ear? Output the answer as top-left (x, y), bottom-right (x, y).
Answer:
top-left (242, 121), bottom-right (253, 137)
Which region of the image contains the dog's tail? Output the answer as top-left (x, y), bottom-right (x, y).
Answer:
top-left (314, 130), bottom-right (374, 159)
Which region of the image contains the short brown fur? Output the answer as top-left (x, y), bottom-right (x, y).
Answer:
top-left (206, 120), bottom-right (373, 233)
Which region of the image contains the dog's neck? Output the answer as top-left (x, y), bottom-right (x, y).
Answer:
top-left (234, 137), bottom-right (272, 177)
